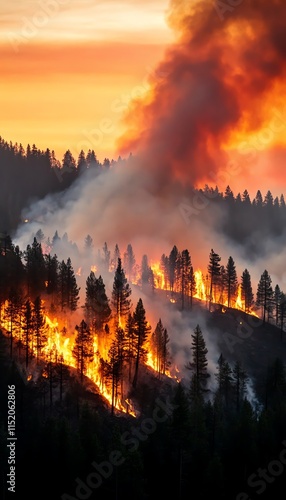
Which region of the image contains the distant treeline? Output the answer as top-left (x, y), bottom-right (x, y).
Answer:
top-left (193, 185), bottom-right (286, 256)
top-left (0, 137), bottom-right (115, 232)
top-left (1, 136), bottom-right (286, 255)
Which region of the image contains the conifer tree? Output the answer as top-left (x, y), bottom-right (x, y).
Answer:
top-left (208, 249), bottom-right (221, 309)
top-left (4, 287), bottom-right (23, 358)
top-left (256, 270), bottom-right (274, 325)
top-left (226, 256), bottom-right (238, 308)
top-left (132, 298), bottom-right (151, 388)
top-left (186, 324), bottom-right (210, 401)
top-left (111, 258), bottom-right (132, 326)
top-left (72, 320), bottom-right (94, 383)
top-left (241, 269), bottom-right (254, 313)
top-left (123, 243), bottom-right (136, 283)
top-left (32, 296), bottom-right (48, 363)
top-left (150, 318), bottom-right (170, 376)
top-left (58, 257), bottom-right (80, 312)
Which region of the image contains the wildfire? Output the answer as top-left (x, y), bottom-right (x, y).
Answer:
top-left (151, 262), bottom-right (165, 290)
top-left (1, 254), bottom-right (260, 418)
top-left (91, 265), bottom-right (97, 273)
top-left (194, 269), bottom-right (207, 301)
top-left (76, 267), bottom-right (82, 276)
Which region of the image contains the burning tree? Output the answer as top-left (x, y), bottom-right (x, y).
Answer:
top-left (241, 269), bottom-right (254, 313)
top-left (85, 272), bottom-right (111, 332)
top-left (140, 254), bottom-right (155, 292)
top-left (111, 258), bottom-right (132, 327)
top-left (22, 299), bottom-right (33, 368)
top-left (32, 296), bottom-right (48, 363)
top-left (132, 298), bottom-right (151, 389)
top-left (72, 320), bottom-right (94, 383)
top-left (44, 254), bottom-right (59, 308)
top-left (58, 257), bottom-right (80, 312)
top-left (106, 326), bottom-right (126, 415)
top-left (177, 249), bottom-right (190, 310)
top-left (4, 287), bottom-right (23, 358)
top-left (226, 256), bottom-right (238, 308)
top-left (123, 243), bottom-right (136, 283)
top-left (149, 319), bottom-right (170, 377)
top-left (208, 249), bottom-right (221, 309)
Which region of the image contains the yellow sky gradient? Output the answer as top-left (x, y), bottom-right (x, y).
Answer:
top-left (0, 0), bottom-right (173, 162)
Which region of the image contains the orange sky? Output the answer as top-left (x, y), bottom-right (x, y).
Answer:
top-left (0, 0), bottom-right (173, 163)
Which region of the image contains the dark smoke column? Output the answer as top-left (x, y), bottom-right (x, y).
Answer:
top-left (116, 0), bottom-right (286, 189)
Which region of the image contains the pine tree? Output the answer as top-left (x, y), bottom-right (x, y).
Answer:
top-left (274, 284), bottom-right (281, 326)
top-left (256, 270), bottom-right (274, 325)
top-left (279, 292), bottom-right (286, 340)
top-left (4, 287), bottom-right (23, 358)
top-left (22, 299), bottom-right (33, 368)
top-left (72, 320), bottom-right (94, 383)
top-left (102, 242), bottom-right (110, 273)
top-left (150, 318), bottom-right (170, 376)
top-left (32, 296), bottom-right (48, 363)
top-left (232, 360), bottom-right (248, 412)
top-left (186, 324), bottom-right (210, 401)
top-left (215, 354), bottom-right (233, 408)
top-left (177, 249), bottom-right (192, 310)
top-left (111, 244), bottom-right (121, 271)
top-left (84, 234), bottom-right (93, 254)
top-left (140, 254), bottom-right (154, 291)
top-left (241, 269), bottom-right (254, 313)
top-left (111, 258), bottom-right (132, 327)
top-left (45, 254), bottom-right (59, 307)
top-left (123, 243), bottom-right (136, 283)
top-left (169, 245), bottom-right (179, 294)
top-left (58, 258), bottom-right (80, 312)
top-left (107, 326), bottom-right (126, 415)
top-left (85, 272), bottom-right (111, 330)
top-left (25, 237), bottom-right (46, 297)
top-left (208, 249), bottom-right (221, 308)
top-left (189, 265), bottom-right (197, 309)
top-left (226, 256), bottom-right (238, 308)
top-left (132, 298), bottom-right (151, 388)
top-left (125, 313), bottom-right (136, 382)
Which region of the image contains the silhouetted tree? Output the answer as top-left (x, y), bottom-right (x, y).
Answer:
top-left (226, 256), bottom-right (238, 308)
top-left (72, 320), bottom-right (94, 383)
top-left (241, 269), bottom-right (254, 313)
top-left (256, 270), bottom-right (274, 325)
top-left (208, 249), bottom-right (221, 308)
top-left (132, 298), bottom-right (151, 388)
top-left (111, 258), bottom-right (132, 326)
top-left (186, 324), bottom-right (210, 402)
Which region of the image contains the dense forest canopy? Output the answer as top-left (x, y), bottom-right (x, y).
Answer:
top-left (1, 136), bottom-right (286, 499)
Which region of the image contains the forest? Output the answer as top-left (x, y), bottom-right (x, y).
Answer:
top-left (1, 136), bottom-right (286, 260)
top-left (0, 228), bottom-right (286, 499)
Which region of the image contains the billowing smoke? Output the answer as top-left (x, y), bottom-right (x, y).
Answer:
top-left (117, 0), bottom-right (286, 189)
top-left (11, 0), bottom-right (286, 398)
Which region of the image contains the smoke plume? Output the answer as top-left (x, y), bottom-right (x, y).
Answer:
top-left (117, 0), bottom-right (286, 189)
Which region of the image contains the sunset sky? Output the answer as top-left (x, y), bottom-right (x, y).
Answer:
top-left (1, 0), bottom-right (286, 199)
top-left (0, 0), bottom-right (173, 162)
